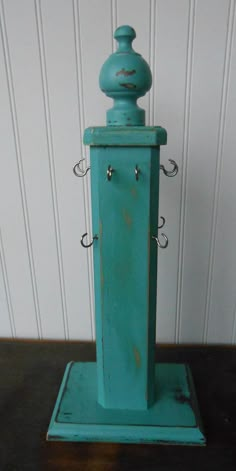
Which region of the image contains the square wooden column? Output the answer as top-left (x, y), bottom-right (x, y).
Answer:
top-left (87, 127), bottom-right (166, 409)
top-left (47, 126), bottom-right (205, 444)
top-left (47, 24), bottom-right (205, 445)
top-left (91, 147), bottom-right (158, 409)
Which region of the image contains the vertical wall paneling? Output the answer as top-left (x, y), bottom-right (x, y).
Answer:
top-left (2, 0), bottom-right (67, 338)
top-left (148, 0), bottom-right (156, 126)
top-left (39, 0), bottom-right (92, 340)
top-left (78, 0), bottom-right (112, 129)
top-left (154, 0), bottom-right (190, 342)
top-left (206, 1), bottom-right (236, 343)
top-left (111, 0), bottom-right (117, 52)
top-left (176, 0), bottom-right (196, 343)
top-left (73, 0), bottom-right (95, 339)
top-left (78, 0), bottom-right (113, 338)
top-left (0, 230), bottom-right (15, 337)
top-left (233, 304), bottom-right (236, 344)
top-left (0, 0), bottom-right (236, 343)
top-left (0, 1), bottom-right (40, 337)
top-left (179, 0), bottom-right (230, 343)
top-left (116, 0), bottom-right (151, 122)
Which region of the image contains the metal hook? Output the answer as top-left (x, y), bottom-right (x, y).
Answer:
top-left (158, 216), bottom-right (165, 229)
top-left (73, 159), bottom-right (90, 177)
top-left (80, 232), bottom-right (98, 248)
top-left (107, 165), bottom-right (114, 181)
top-left (152, 233), bottom-right (168, 249)
top-left (135, 165), bottom-right (141, 181)
top-left (160, 159), bottom-right (178, 177)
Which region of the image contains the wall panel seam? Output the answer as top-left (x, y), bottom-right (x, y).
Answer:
top-left (73, 0), bottom-right (94, 339)
top-left (34, 0), bottom-right (69, 339)
top-left (148, 0), bottom-right (155, 126)
top-left (232, 299), bottom-right (236, 343)
top-left (230, 3), bottom-right (236, 344)
top-left (0, 229), bottom-right (16, 337)
top-left (203, 0), bottom-right (236, 343)
top-left (111, 0), bottom-right (117, 53)
top-left (0, 0), bottom-right (42, 338)
top-left (176, 0), bottom-right (196, 343)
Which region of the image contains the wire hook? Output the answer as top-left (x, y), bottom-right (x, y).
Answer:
top-left (80, 233), bottom-right (98, 248)
top-left (160, 159), bottom-right (178, 177)
top-left (152, 233), bottom-right (168, 249)
top-left (107, 165), bottom-right (114, 181)
top-left (73, 159), bottom-right (90, 177)
top-left (135, 165), bottom-right (141, 181)
top-left (158, 216), bottom-right (165, 229)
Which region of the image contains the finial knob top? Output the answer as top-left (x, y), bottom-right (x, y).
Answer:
top-left (114, 25), bottom-right (136, 52)
top-left (99, 25), bottom-right (152, 126)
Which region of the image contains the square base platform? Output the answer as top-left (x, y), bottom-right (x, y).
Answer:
top-left (47, 362), bottom-right (205, 445)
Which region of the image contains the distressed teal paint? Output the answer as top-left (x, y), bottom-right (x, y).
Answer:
top-left (47, 362), bottom-right (206, 445)
top-left (84, 126), bottom-right (167, 147)
top-left (99, 26), bottom-right (152, 126)
top-left (47, 24), bottom-right (205, 446)
top-left (90, 145), bottom-right (160, 409)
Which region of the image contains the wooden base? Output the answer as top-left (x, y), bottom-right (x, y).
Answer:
top-left (47, 362), bottom-right (205, 445)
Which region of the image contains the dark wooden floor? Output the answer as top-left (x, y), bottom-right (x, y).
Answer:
top-left (0, 341), bottom-right (236, 470)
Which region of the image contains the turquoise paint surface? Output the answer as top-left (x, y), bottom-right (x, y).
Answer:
top-left (99, 25), bottom-right (152, 125)
top-left (83, 126), bottom-right (167, 146)
top-left (47, 22), bottom-right (205, 445)
top-left (91, 146), bottom-right (159, 410)
top-left (47, 362), bottom-right (205, 445)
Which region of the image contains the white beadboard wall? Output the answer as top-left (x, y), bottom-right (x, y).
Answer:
top-left (0, 0), bottom-right (236, 343)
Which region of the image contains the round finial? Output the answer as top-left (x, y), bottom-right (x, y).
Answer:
top-left (99, 25), bottom-right (152, 126)
top-left (114, 25), bottom-right (136, 52)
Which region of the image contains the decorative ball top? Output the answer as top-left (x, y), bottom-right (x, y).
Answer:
top-left (99, 25), bottom-right (152, 126)
top-left (113, 25), bottom-right (136, 52)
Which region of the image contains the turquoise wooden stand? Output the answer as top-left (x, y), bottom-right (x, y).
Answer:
top-left (47, 26), bottom-right (205, 445)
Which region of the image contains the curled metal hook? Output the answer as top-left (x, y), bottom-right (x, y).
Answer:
top-left (152, 233), bottom-right (168, 249)
top-left (135, 165), bottom-right (141, 181)
top-left (158, 216), bottom-right (165, 229)
top-left (160, 159), bottom-right (178, 177)
top-left (73, 159), bottom-right (90, 177)
top-left (107, 165), bottom-right (114, 181)
top-left (80, 232), bottom-right (98, 248)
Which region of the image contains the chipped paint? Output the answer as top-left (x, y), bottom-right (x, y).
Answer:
top-left (130, 187), bottom-right (137, 198)
top-left (116, 68), bottom-right (136, 77)
top-left (119, 83), bottom-right (137, 89)
top-left (175, 393), bottom-right (191, 405)
top-left (47, 363), bottom-right (205, 444)
top-left (122, 209), bottom-right (132, 228)
top-left (133, 347), bottom-right (141, 368)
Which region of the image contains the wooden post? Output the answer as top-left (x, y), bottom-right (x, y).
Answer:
top-left (47, 25), bottom-right (205, 446)
top-left (88, 142), bottom-right (163, 410)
